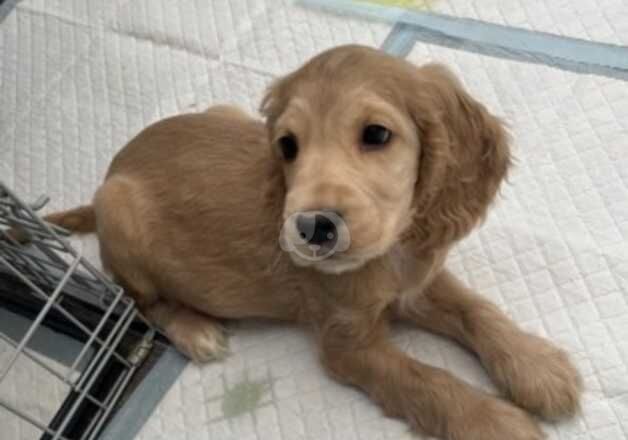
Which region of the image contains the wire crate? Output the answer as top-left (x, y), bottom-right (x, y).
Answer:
top-left (0, 181), bottom-right (156, 440)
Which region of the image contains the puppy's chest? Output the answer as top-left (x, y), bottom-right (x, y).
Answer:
top-left (389, 244), bottom-right (446, 299)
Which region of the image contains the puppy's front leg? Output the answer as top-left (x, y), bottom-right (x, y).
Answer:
top-left (318, 315), bottom-right (542, 440)
top-left (395, 270), bottom-right (582, 419)
top-left (145, 300), bottom-right (228, 362)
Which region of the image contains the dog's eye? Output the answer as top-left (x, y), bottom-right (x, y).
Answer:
top-left (362, 124), bottom-right (392, 150)
top-left (278, 134), bottom-right (299, 162)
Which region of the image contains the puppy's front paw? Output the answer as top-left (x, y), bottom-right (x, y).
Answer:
top-left (490, 333), bottom-right (582, 420)
top-left (450, 397), bottom-right (544, 440)
top-left (166, 318), bottom-right (229, 363)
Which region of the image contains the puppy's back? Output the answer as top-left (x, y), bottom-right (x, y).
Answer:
top-left (100, 110), bottom-right (284, 274)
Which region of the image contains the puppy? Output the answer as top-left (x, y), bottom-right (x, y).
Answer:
top-left (44, 45), bottom-right (581, 440)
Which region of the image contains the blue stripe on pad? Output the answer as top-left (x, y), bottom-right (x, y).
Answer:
top-left (381, 23), bottom-right (416, 57)
top-left (299, 0), bottom-right (628, 81)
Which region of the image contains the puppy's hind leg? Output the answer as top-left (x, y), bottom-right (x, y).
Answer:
top-left (95, 177), bottom-right (228, 363)
top-left (319, 316), bottom-right (543, 440)
top-left (144, 301), bottom-right (229, 363)
top-left (395, 270), bottom-right (582, 420)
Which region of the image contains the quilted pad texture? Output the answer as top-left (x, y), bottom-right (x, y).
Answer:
top-left (1, 1), bottom-right (627, 440)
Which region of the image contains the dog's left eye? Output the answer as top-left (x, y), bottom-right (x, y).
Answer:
top-left (362, 124), bottom-right (392, 150)
top-left (278, 134), bottom-right (299, 162)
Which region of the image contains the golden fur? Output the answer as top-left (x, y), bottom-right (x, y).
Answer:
top-left (44, 46), bottom-right (581, 440)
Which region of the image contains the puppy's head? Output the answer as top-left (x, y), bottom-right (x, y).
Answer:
top-left (262, 45), bottom-right (510, 274)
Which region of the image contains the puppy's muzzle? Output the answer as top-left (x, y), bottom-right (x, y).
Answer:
top-left (279, 210), bottom-right (351, 266)
top-left (295, 210), bottom-right (341, 247)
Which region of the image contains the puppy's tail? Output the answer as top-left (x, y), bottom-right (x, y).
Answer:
top-left (44, 205), bottom-right (96, 235)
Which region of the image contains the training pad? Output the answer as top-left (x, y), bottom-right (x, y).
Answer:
top-left (2, 1), bottom-right (628, 440)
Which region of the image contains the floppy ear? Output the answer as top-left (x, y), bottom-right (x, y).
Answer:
top-left (405, 63), bottom-right (511, 251)
top-left (259, 80), bottom-right (281, 128)
top-left (259, 73), bottom-right (296, 131)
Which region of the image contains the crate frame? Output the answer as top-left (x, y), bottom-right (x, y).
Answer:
top-left (0, 181), bottom-right (157, 440)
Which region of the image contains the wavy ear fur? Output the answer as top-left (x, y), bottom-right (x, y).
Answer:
top-left (259, 72), bottom-right (298, 132)
top-left (405, 63), bottom-right (511, 251)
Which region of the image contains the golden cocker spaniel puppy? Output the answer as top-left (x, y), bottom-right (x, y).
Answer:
top-left (44, 45), bottom-right (581, 440)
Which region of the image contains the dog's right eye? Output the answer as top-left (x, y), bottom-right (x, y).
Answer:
top-left (278, 134), bottom-right (299, 162)
top-left (362, 124), bottom-right (392, 151)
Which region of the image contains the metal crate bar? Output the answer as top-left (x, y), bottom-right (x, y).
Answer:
top-left (0, 181), bottom-right (156, 440)
top-left (51, 309), bottom-right (139, 440)
top-left (0, 253), bottom-right (82, 382)
top-left (75, 301), bottom-right (136, 391)
top-left (0, 332), bottom-right (107, 410)
top-left (0, 255), bottom-right (131, 368)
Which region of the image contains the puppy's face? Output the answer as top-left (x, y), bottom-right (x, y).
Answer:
top-left (263, 45), bottom-right (510, 274)
top-left (273, 88), bottom-right (417, 273)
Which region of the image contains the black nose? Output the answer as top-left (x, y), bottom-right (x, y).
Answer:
top-left (295, 211), bottom-right (339, 246)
